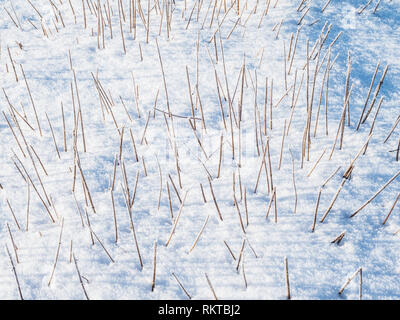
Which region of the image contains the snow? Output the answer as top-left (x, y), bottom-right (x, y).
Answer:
top-left (0, 0), bottom-right (399, 300)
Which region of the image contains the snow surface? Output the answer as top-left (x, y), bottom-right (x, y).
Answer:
top-left (0, 0), bottom-right (399, 300)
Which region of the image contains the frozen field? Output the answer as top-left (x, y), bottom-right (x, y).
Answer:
top-left (0, 0), bottom-right (399, 300)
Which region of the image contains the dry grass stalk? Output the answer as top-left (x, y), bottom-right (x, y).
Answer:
top-left (217, 134), bottom-right (224, 178)
top-left (20, 64), bottom-right (42, 136)
top-left (73, 70), bottom-right (87, 152)
top-left (306, 147), bottom-right (326, 177)
top-left (91, 228), bottom-right (115, 263)
top-left (152, 240), bottom-right (157, 291)
top-left (284, 257), bottom-right (291, 299)
top-left (118, 0), bottom-right (127, 54)
top-left (121, 179), bottom-right (143, 270)
top-left (234, 195), bottom-right (246, 234)
top-left (76, 159), bottom-right (96, 214)
top-left (351, 170), bottom-right (400, 218)
top-left (373, 0), bottom-right (382, 13)
top-left (156, 38), bottom-right (171, 117)
top-left (26, 182), bottom-right (30, 231)
top-left (129, 129), bottom-right (139, 162)
top-left (286, 70), bottom-right (304, 136)
top-left (14, 153), bottom-right (55, 222)
top-left (321, 0), bottom-right (331, 12)
top-left (223, 240), bottom-right (236, 261)
top-left (111, 190), bottom-right (118, 243)
top-left (61, 103), bottom-right (67, 152)
top-left (384, 115), bottom-right (400, 144)
top-left (382, 192), bottom-right (400, 225)
top-left (328, 84), bottom-right (354, 160)
top-left (363, 97), bottom-right (384, 155)
top-left (356, 61), bottom-right (380, 130)
top-left (2, 112), bottom-right (27, 158)
top-left (169, 174), bottom-right (182, 204)
top-left (278, 120), bottom-right (287, 170)
top-left (45, 113), bottom-right (61, 159)
top-left (73, 253), bottom-right (90, 300)
top-left (361, 65), bottom-right (389, 125)
top-left (289, 149), bottom-right (298, 215)
top-left (208, 177), bottom-right (223, 221)
top-left (311, 187), bottom-right (322, 232)
top-left (48, 218), bottom-right (64, 286)
top-left (4, 8), bottom-right (19, 29)
top-left (172, 272), bottom-right (192, 299)
top-left (266, 186), bottom-right (276, 219)
top-left (331, 231), bottom-right (346, 245)
top-left (166, 191), bottom-right (189, 247)
top-left (338, 267), bottom-right (362, 298)
top-left (6, 222), bottom-right (19, 263)
top-left (5, 244), bottom-right (23, 300)
top-left (189, 215), bottom-right (210, 253)
top-left (254, 138), bottom-right (269, 193)
top-left (7, 46), bottom-right (18, 82)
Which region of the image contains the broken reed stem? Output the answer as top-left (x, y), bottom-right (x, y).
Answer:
top-left (91, 228), bottom-right (115, 263)
top-left (321, 135), bottom-right (373, 222)
top-left (266, 186), bottom-right (276, 219)
top-left (351, 170), bottom-right (400, 218)
top-left (130, 128), bottom-right (139, 162)
top-left (205, 273), bottom-right (218, 300)
top-left (172, 272), bottom-right (192, 299)
top-left (236, 238), bottom-right (246, 271)
top-left (61, 103), bottom-right (67, 152)
top-left (208, 177), bottom-right (223, 221)
top-left (338, 267), bottom-right (362, 297)
top-left (329, 84), bottom-right (354, 160)
top-left (165, 191), bottom-right (189, 247)
top-left (166, 181), bottom-right (174, 220)
top-left (289, 149), bottom-right (297, 215)
top-left (26, 182), bottom-right (30, 231)
top-left (2, 111), bottom-right (27, 158)
top-left (384, 115), bottom-right (400, 144)
top-left (321, 0), bottom-right (332, 12)
top-left (311, 187), bottom-right (322, 232)
top-left (382, 192), bottom-right (400, 225)
top-left (6, 199), bottom-right (21, 230)
top-left (189, 215), bottom-right (210, 253)
top-left (156, 38), bottom-right (171, 117)
top-left (278, 120), bottom-right (287, 170)
top-left (362, 65), bottom-right (389, 125)
top-left (357, 61), bottom-right (380, 130)
top-left (7, 46), bottom-right (18, 82)
top-left (363, 97), bottom-right (384, 155)
top-left (77, 159), bottom-right (96, 213)
top-left (284, 257), bottom-right (291, 300)
top-left (48, 218), bottom-right (64, 286)
top-left (234, 195), bottom-right (246, 234)
top-left (5, 244), bottom-right (23, 300)
top-left (73, 253), bottom-right (90, 300)
top-left (20, 64), bottom-right (42, 136)
top-left (217, 134), bottom-right (223, 178)
top-left (73, 70), bottom-right (87, 153)
top-left (223, 240), bottom-right (236, 261)
top-left (307, 147), bottom-right (326, 177)
top-left (46, 113), bottom-right (61, 159)
top-left (111, 190), bottom-right (118, 243)
top-left (7, 222), bottom-right (19, 263)
top-left (13, 153), bottom-right (55, 223)
top-left (118, 0), bottom-right (127, 54)
top-left (152, 240), bottom-right (157, 291)
top-left (121, 179), bottom-right (143, 271)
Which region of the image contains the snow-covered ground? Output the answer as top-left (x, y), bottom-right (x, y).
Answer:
top-left (0, 0), bottom-right (399, 300)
